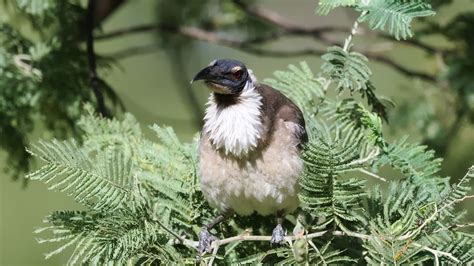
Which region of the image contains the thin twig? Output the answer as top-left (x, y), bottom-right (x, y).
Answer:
top-left (357, 169), bottom-right (387, 182)
top-left (433, 223), bottom-right (474, 234)
top-left (412, 243), bottom-right (460, 264)
top-left (173, 229), bottom-right (370, 251)
top-left (399, 194), bottom-right (474, 241)
top-left (346, 148), bottom-right (380, 167)
top-left (153, 219), bottom-right (186, 244)
top-left (208, 245), bottom-right (219, 266)
top-left (343, 13), bottom-right (364, 52)
top-left (308, 239), bottom-right (327, 265)
top-left (86, 0), bottom-right (110, 118)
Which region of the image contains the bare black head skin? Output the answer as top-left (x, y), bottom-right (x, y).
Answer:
top-left (191, 59), bottom-right (250, 95)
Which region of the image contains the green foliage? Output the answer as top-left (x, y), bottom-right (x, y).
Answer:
top-left (321, 46), bottom-right (371, 93)
top-left (320, 46), bottom-right (389, 121)
top-left (26, 140), bottom-right (135, 211)
top-left (264, 61), bottom-right (325, 115)
top-left (363, 167), bottom-right (474, 264)
top-left (20, 1), bottom-right (473, 265)
top-left (373, 136), bottom-right (443, 182)
top-left (318, 0), bottom-right (435, 40)
top-left (14, 0), bottom-right (56, 15)
top-left (299, 124), bottom-right (368, 231)
top-left (0, 1), bottom-right (121, 181)
top-left (32, 111), bottom-right (196, 264)
top-left (29, 102), bottom-right (474, 264)
top-left (357, 0), bottom-right (435, 40)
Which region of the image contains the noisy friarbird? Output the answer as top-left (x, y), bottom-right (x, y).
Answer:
top-left (191, 59), bottom-right (307, 255)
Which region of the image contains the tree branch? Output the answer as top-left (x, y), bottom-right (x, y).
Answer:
top-left (357, 169), bottom-right (387, 182)
top-left (101, 25), bottom-right (436, 82)
top-left (433, 223), bottom-right (474, 234)
top-left (171, 229), bottom-right (369, 251)
top-left (86, 0), bottom-right (110, 118)
top-left (96, 25), bottom-right (436, 82)
top-left (95, 24), bottom-right (158, 40)
top-left (399, 194), bottom-right (474, 241)
top-left (377, 33), bottom-right (449, 54)
top-left (231, 0), bottom-right (439, 82)
top-left (364, 52), bottom-right (436, 82)
top-left (231, 0), bottom-right (347, 37)
top-left (412, 242), bottom-right (460, 264)
top-left (231, 0), bottom-right (445, 54)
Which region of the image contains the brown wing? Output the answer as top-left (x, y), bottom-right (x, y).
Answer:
top-left (255, 84), bottom-right (308, 149)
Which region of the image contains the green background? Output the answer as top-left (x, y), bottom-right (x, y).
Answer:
top-left (1, 0), bottom-right (473, 265)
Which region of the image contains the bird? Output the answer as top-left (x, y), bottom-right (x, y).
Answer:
top-left (191, 59), bottom-right (307, 255)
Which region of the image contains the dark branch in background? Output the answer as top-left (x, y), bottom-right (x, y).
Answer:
top-left (230, 0), bottom-right (440, 82)
top-left (231, 0), bottom-right (345, 37)
top-left (365, 52), bottom-right (436, 82)
top-left (100, 25), bottom-right (436, 82)
top-left (96, 24), bottom-right (159, 40)
top-left (86, 0), bottom-right (110, 118)
top-left (95, 0), bottom-right (443, 83)
top-left (231, 0), bottom-right (447, 54)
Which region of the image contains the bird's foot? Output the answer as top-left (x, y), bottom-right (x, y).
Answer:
top-left (270, 224), bottom-right (286, 245)
top-left (197, 227), bottom-right (217, 255)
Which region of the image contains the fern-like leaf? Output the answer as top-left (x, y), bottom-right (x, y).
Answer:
top-left (322, 46), bottom-right (371, 93)
top-left (357, 0), bottom-right (435, 40)
top-left (26, 140), bottom-right (135, 211)
top-left (264, 61), bottom-right (325, 115)
top-left (299, 123), bottom-right (368, 230)
top-left (36, 207), bottom-right (183, 265)
top-left (373, 136), bottom-right (443, 182)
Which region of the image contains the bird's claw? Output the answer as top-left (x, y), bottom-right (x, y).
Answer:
top-left (271, 224), bottom-right (286, 245)
top-left (198, 227), bottom-right (217, 255)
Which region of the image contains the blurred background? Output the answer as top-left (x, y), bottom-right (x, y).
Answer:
top-left (0, 0), bottom-right (473, 264)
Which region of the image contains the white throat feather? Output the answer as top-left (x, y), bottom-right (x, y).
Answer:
top-left (203, 80), bottom-right (263, 156)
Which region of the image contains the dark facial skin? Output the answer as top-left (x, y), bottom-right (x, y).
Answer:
top-left (191, 59), bottom-right (250, 94)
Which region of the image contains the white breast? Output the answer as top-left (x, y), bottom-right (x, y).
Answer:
top-left (203, 81), bottom-right (263, 156)
top-left (199, 119), bottom-right (303, 216)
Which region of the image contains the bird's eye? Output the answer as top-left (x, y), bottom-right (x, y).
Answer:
top-left (231, 70), bottom-right (243, 80)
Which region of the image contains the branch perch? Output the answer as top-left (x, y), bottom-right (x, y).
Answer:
top-left (412, 243), bottom-right (460, 264)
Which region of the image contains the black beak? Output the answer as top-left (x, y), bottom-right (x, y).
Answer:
top-left (190, 66), bottom-right (212, 84)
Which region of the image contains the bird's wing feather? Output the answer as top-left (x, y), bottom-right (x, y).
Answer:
top-left (255, 84), bottom-right (308, 149)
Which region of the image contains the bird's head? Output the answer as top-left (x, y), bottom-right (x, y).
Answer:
top-left (191, 59), bottom-right (250, 94)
